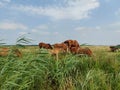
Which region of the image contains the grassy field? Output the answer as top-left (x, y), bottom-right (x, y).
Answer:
top-left (0, 45), bottom-right (120, 90)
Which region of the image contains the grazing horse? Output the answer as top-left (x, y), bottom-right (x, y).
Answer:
top-left (63, 40), bottom-right (80, 52)
top-left (49, 48), bottom-right (65, 61)
top-left (78, 47), bottom-right (93, 56)
top-left (39, 42), bottom-right (53, 49)
top-left (63, 40), bottom-right (80, 49)
top-left (53, 43), bottom-right (68, 52)
top-left (69, 46), bottom-right (79, 54)
top-left (109, 46), bottom-right (120, 52)
top-left (69, 47), bottom-right (93, 56)
top-left (0, 48), bottom-right (22, 57)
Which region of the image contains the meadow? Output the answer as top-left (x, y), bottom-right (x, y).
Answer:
top-left (0, 45), bottom-right (120, 90)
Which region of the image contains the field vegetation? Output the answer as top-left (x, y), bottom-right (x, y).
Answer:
top-left (0, 37), bottom-right (120, 90)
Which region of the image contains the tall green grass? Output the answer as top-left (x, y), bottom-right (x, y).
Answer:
top-left (0, 37), bottom-right (120, 90)
top-left (0, 48), bottom-right (120, 90)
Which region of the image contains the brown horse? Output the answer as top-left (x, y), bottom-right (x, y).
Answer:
top-left (53, 43), bottom-right (68, 52)
top-left (0, 48), bottom-right (22, 57)
top-left (78, 47), bottom-right (93, 56)
top-left (109, 46), bottom-right (118, 52)
top-left (64, 40), bottom-right (80, 48)
top-left (69, 47), bottom-right (93, 56)
top-left (49, 48), bottom-right (65, 61)
top-left (63, 40), bottom-right (80, 52)
top-left (69, 46), bottom-right (79, 54)
top-left (39, 42), bottom-right (53, 49)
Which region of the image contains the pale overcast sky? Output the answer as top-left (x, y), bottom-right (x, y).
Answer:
top-left (0, 0), bottom-right (120, 45)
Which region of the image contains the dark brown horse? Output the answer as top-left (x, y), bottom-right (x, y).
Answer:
top-left (39, 42), bottom-right (53, 49)
top-left (110, 46), bottom-right (118, 52)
